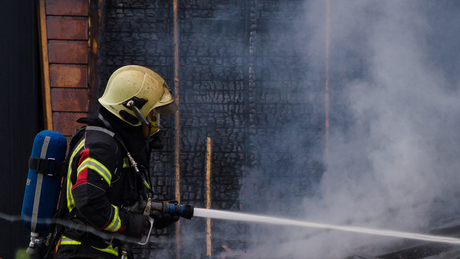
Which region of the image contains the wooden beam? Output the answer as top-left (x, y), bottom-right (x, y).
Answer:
top-left (88, 0), bottom-right (103, 116)
top-left (53, 112), bottom-right (86, 135)
top-left (48, 40), bottom-right (88, 64)
top-left (174, 0), bottom-right (181, 257)
top-left (45, 0), bottom-right (88, 16)
top-left (50, 64), bottom-right (87, 88)
top-left (38, 0), bottom-right (53, 130)
top-left (206, 137), bottom-right (212, 257)
top-left (51, 88), bottom-right (89, 112)
top-left (46, 16), bottom-right (88, 40)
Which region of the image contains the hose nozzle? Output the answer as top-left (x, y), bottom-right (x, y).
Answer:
top-left (150, 201), bottom-right (194, 219)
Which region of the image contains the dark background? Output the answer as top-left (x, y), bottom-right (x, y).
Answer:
top-left (0, 0), bottom-right (43, 258)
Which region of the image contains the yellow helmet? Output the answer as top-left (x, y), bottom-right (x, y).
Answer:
top-left (99, 65), bottom-right (178, 126)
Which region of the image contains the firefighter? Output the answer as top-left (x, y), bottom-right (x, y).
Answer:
top-left (55, 65), bottom-right (179, 258)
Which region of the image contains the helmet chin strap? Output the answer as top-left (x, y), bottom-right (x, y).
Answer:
top-left (126, 100), bottom-right (151, 127)
top-left (126, 100), bottom-right (155, 189)
top-left (125, 99), bottom-right (154, 146)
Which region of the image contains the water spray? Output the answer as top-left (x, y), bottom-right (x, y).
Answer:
top-left (193, 208), bottom-right (460, 245)
top-left (7, 204), bottom-right (460, 256)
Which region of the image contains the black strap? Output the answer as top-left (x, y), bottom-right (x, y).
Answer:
top-left (85, 125), bottom-right (129, 153)
top-left (28, 157), bottom-right (63, 177)
top-left (43, 208), bottom-right (79, 259)
top-left (86, 125), bottom-right (153, 195)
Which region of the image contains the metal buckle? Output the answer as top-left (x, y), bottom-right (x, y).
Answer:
top-left (137, 218), bottom-right (154, 245)
top-left (45, 158), bottom-right (56, 176)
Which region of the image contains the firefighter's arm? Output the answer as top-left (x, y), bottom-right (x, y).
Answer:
top-left (71, 146), bottom-right (149, 238)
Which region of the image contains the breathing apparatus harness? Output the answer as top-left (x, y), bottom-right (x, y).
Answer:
top-left (97, 111), bottom-right (153, 193)
top-left (24, 111), bottom-right (193, 258)
top-left (97, 100), bottom-right (163, 258)
top-left (39, 102), bottom-right (159, 258)
top-left (119, 97), bottom-right (163, 191)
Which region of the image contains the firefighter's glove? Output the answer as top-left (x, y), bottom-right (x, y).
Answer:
top-left (152, 213), bottom-right (179, 229)
top-left (124, 213), bottom-right (150, 239)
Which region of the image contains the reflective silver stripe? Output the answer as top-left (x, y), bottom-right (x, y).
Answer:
top-left (105, 206), bottom-right (121, 232)
top-left (77, 158), bottom-right (112, 185)
top-left (86, 126), bottom-right (115, 137)
top-left (31, 136), bottom-right (50, 232)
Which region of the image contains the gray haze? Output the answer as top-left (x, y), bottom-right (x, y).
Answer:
top-left (238, 1), bottom-right (460, 258)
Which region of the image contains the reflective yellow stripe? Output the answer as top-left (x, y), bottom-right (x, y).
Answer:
top-left (104, 205), bottom-right (121, 232)
top-left (60, 236), bottom-right (118, 256)
top-left (94, 244), bottom-right (118, 256)
top-left (66, 139), bottom-right (85, 212)
top-left (77, 157), bottom-right (112, 186)
top-left (123, 157), bottom-right (130, 168)
top-left (60, 236), bottom-right (81, 245)
top-left (124, 156), bottom-right (148, 187)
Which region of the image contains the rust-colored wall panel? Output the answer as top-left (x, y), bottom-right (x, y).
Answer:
top-left (50, 64), bottom-right (87, 88)
top-left (48, 40), bottom-right (88, 64)
top-left (46, 0), bottom-right (88, 16)
top-left (51, 88), bottom-right (88, 112)
top-left (47, 17), bottom-right (88, 40)
top-left (53, 112), bottom-right (87, 136)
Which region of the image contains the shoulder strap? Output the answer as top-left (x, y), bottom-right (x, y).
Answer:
top-left (85, 126), bottom-right (131, 156)
top-left (28, 157), bottom-right (63, 177)
top-left (58, 127), bottom-right (87, 177)
top-left (86, 126), bottom-right (151, 191)
top-left (85, 126), bottom-right (141, 172)
top-left (86, 125), bottom-right (115, 137)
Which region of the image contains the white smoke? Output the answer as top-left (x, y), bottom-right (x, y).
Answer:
top-left (238, 1), bottom-right (460, 258)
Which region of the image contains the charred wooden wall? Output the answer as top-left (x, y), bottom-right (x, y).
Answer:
top-left (99, 0), bottom-right (325, 257)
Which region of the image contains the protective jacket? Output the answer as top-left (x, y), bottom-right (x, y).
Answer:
top-left (56, 107), bottom-right (152, 258)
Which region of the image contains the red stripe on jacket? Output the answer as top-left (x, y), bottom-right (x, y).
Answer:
top-left (71, 147), bottom-right (91, 190)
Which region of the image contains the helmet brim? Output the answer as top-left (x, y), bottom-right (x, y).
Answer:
top-left (155, 102), bottom-right (178, 115)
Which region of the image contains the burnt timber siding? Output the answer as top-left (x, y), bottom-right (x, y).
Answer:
top-left (101, 1), bottom-right (177, 257)
top-left (100, 0), bottom-right (325, 257)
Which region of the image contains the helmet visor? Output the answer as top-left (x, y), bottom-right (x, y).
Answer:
top-left (155, 102), bottom-right (178, 115)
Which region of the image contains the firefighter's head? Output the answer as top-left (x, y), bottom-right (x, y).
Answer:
top-left (99, 65), bottom-right (176, 148)
top-left (99, 65), bottom-right (177, 127)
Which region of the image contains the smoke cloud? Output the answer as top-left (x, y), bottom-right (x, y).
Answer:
top-left (239, 1), bottom-right (460, 258)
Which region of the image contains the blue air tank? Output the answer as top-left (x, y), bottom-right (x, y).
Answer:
top-left (21, 130), bottom-right (67, 234)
